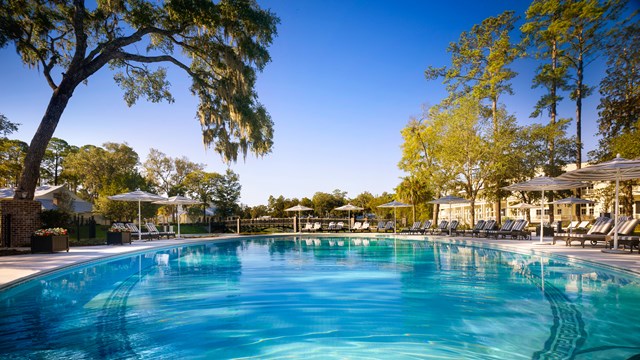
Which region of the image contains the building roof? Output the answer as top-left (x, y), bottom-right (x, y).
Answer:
top-left (0, 185), bottom-right (92, 214)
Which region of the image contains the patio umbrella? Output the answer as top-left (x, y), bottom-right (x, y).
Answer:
top-left (549, 197), bottom-right (595, 235)
top-left (153, 195), bottom-right (201, 238)
top-left (377, 200), bottom-right (412, 234)
top-left (428, 195), bottom-right (470, 235)
top-left (108, 190), bottom-right (166, 241)
top-left (503, 177), bottom-right (586, 244)
top-left (334, 204), bottom-right (364, 231)
top-left (559, 155), bottom-right (640, 252)
top-left (508, 202), bottom-right (538, 219)
top-left (285, 205), bottom-right (314, 232)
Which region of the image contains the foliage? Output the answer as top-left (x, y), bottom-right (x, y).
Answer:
top-left (40, 138), bottom-right (76, 186)
top-left (63, 143), bottom-right (144, 201)
top-left (210, 169), bottom-right (242, 218)
top-left (558, 0), bottom-right (626, 166)
top-left (143, 149), bottom-right (204, 196)
top-left (0, 114), bottom-right (19, 137)
top-left (0, 139), bottom-right (28, 188)
top-left (425, 10), bottom-right (521, 223)
top-left (39, 210), bottom-right (72, 229)
top-left (521, 0), bottom-right (570, 177)
top-left (592, 20), bottom-right (640, 161)
top-left (0, 0), bottom-right (279, 200)
top-left (184, 169), bottom-right (220, 218)
top-left (311, 190), bottom-right (347, 217)
top-left (425, 10), bottom-right (521, 132)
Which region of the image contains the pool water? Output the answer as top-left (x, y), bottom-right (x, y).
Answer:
top-left (1, 236), bottom-right (639, 359)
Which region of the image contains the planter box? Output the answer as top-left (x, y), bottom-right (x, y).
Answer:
top-left (31, 235), bottom-right (69, 253)
top-left (107, 232), bottom-right (132, 245)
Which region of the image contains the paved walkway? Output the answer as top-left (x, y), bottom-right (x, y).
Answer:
top-left (1, 234), bottom-right (639, 288)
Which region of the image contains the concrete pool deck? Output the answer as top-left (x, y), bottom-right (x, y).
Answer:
top-left (1, 233), bottom-right (639, 288)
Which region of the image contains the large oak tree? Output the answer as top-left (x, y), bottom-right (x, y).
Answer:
top-left (0, 0), bottom-right (278, 200)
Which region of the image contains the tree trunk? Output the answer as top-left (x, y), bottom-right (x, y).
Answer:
top-left (14, 88), bottom-right (74, 200)
top-left (550, 40), bottom-right (557, 175)
top-left (492, 97), bottom-right (502, 225)
top-left (575, 54), bottom-right (583, 170)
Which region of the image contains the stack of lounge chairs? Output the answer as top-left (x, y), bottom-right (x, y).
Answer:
top-left (416, 220), bottom-right (433, 234)
top-left (603, 218), bottom-right (639, 250)
top-left (431, 220), bottom-right (449, 235)
top-left (464, 220), bottom-right (485, 236)
top-left (487, 219), bottom-right (529, 240)
top-left (400, 221), bottom-right (422, 234)
top-left (473, 220), bottom-right (496, 237)
top-left (486, 220), bottom-right (515, 239)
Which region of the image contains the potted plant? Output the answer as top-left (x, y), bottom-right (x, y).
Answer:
top-left (107, 224), bottom-right (132, 245)
top-left (31, 228), bottom-right (69, 253)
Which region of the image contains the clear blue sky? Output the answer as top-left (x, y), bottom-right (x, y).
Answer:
top-left (0, 0), bottom-right (611, 206)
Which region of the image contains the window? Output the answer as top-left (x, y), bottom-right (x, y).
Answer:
top-left (556, 208), bottom-right (562, 215)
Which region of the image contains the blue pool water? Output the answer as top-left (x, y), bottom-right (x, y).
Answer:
top-left (1, 236), bottom-right (639, 359)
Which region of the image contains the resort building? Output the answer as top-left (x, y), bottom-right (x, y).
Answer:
top-left (437, 163), bottom-right (637, 227)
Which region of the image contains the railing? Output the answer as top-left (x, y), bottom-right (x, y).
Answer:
top-left (220, 217), bottom-right (394, 233)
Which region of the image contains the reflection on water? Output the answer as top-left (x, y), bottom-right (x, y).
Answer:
top-left (0, 237), bottom-right (639, 359)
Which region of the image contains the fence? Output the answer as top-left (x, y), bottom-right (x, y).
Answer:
top-left (218, 217), bottom-right (398, 234)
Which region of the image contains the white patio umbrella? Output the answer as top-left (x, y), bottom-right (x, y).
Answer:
top-left (428, 195), bottom-right (470, 235)
top-left (378, 200), bottom-right (412, 234)
top-left (153, 195), bottom-right (201, 238)
top-left (549, 197), bottom-right (595, 235)
top-left (108, 190), bottom-right (166, 241)
top-left (559, 155), bottom-right (640, 252)
top-left (334, 204), bottom-right (364, 230)
top-left (503, 177), bottom-right (586, 244)
top-left (508, 202), bottom-right (538, 219)
top-left (285, 205), bottom-right (314, 232)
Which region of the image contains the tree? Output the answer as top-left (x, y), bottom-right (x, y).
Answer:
top-left (592, 20), bottom-right (640, 161)
top-left (311, 190), bottom-right (346, 217)
top-left (1, 0), bottom-right (278, 200)
top-left (184, 170), bottom-right (220, 218)
top-left (558, 0), bottom-right (626, 168)
top-left (399, 112), bottom-right (450, 224)
top-left (437, 96), bottom-right (492, 227)
top-left (521, 0), bottom-right (570, 177)
top-left (40, 137), bottom-right (76, 186)
top-left (63, 142), bottom-right (143, 201)
top-left (0, 139), bottom-right (28, 188)
top-left (425, 10), bottom-right (521, 223)
top-left (0, 114), bottom-right (25, 188)
top-left (211, 169), bottom-right (241, 218)
top-left (143, 149), bottom-right (203, 196)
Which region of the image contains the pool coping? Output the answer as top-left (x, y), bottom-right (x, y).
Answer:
top-left (1, 233), bottom-right (639, 290)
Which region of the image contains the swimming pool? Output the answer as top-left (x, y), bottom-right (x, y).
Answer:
top-left (0, 236), bottom-right (639, 359)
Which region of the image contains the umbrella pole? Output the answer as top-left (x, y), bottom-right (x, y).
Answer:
top-left (614, 176), bottom-right (619, 249)
top-left (449, 204), bottom-right (452, 236)
top-left (394, 208), bottom-right (397, 234)
top-left (178, 205), bottom-right (181, 238)
top-left (540, 190), bottom-right (545, 244)
top-left (138, 200), bottom-right (142, 241)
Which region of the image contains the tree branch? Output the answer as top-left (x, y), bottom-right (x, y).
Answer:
top-left (67, 0), bottom-right (88, 77)
top-left (115, 52), bottom-right (193, 75)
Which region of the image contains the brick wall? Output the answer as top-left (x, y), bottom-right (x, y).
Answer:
top-left (0, 200), bottom-right (41, 247)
